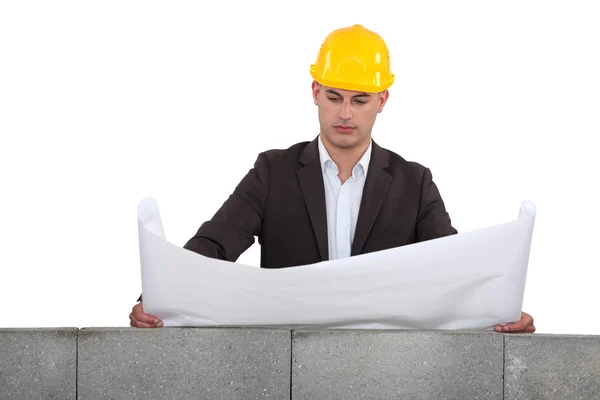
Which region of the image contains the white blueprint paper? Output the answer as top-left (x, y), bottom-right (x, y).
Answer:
top-left (137, 197), bottom-right (536, 330)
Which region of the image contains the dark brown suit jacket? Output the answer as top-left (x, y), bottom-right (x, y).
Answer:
top-left (183, 136), bottom-right (457, 268)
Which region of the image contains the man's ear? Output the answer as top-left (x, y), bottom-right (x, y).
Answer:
top-left (311, 80), bottom-right (321, 105)
top-left (378, 90), bottom-right (389, 113)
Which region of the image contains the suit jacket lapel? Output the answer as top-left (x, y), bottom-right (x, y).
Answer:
top-left (296, 138), bottom-right (329, 261)
top-left (352, 140), bottom-right (392, 256)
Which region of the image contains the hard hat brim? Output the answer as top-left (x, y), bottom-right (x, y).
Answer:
top-left (311, 68), bottom-right (394, 94)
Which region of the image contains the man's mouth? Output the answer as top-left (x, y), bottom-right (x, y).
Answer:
top-left (334, 125), bottom-right (355, 133)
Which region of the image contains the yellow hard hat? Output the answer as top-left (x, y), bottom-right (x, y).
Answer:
top-left (310, 24), bottom-right (394, 93)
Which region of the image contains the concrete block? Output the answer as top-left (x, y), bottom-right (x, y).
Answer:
top-left (0, 328), bottom-right (77, 400)
top-left (505, 334), bottom-right (600, 399)
top-left (291, 330), bottom-right (503, 400)
top-left (77, 327), bottom-right (290, 399)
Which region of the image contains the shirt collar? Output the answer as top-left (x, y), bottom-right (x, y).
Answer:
top-left (318, 134), bottom-right (372, 179)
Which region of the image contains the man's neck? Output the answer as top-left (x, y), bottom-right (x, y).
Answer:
top-left (321, 137), bottom-right (370, 181)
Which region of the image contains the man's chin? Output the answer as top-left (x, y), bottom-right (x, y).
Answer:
top-left (329, 133), bottom-right (362, 149)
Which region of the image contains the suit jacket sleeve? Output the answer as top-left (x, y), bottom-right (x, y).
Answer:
top-left (416, 167), bottom-right (458, 241)
top-left (182, 152), bottom-right (269, 261)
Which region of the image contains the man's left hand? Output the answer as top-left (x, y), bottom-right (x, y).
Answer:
top-left (494, 311), bottom-right (535, 333)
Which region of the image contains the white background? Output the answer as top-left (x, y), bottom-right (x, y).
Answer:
top-left (1, 1), bottom-right (598, 334)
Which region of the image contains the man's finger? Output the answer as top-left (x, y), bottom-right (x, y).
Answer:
top-left (136, 313), bottom-right (161, 324)
top-left (504, 313), bottom-right (533, 332)
top-left (133, 305), bottom-right (162, 324)
top-left (495, 323), bottom-right (518, 333)
top-left (130, 313), bottom-right (161, 328)
top-left (503, 323), bottom-right (523, 332)
top-left (132, 320), bottom-right (159, 328)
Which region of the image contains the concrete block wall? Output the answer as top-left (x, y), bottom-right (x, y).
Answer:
top-left (1, 328), bottom-right (599, 399)
top-left (0, 328), bottom-right (77, 399)
top-left (77, 328), bottom-right (290, 399)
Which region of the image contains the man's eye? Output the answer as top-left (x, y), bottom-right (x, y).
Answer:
top-left (327, 97), bottom-right (365, 104)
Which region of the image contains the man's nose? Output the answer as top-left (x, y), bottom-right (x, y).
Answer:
top-left (339, 100), bottom-right (352, 120)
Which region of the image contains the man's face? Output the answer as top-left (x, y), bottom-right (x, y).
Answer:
top-left (312, 81), bottom-right (389, 152)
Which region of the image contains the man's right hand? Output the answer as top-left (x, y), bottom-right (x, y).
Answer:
top-left (129, 302), bottom-right (163, 328)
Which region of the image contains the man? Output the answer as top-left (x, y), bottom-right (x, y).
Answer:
top-left (130, 24), bottom-right (535, 333)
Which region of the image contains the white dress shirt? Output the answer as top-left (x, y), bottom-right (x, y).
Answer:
top-left (318, 135), bottom-right (372, 260)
